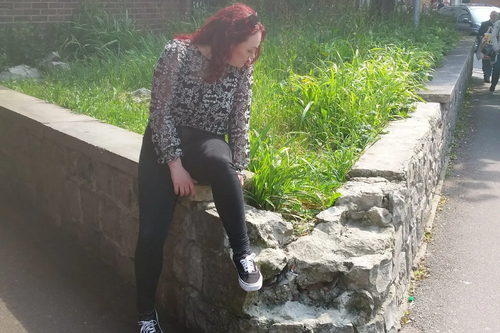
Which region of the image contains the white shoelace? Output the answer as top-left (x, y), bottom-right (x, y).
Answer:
top-left (139, 319), bottom-right (158, 333)
top-left (240, 253), bottom-right (257, 273)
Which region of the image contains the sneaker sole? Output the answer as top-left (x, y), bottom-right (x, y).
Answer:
top-left (238, 275), bottom-right (263, 291)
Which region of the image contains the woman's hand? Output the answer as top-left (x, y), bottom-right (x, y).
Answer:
top-left (168, 158), bottom-right (198, 197)
top-left (237, 173), bottom-right (245, 187)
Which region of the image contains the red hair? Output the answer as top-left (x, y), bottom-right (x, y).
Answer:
top-left (176, 3), bottom-right (266, 82)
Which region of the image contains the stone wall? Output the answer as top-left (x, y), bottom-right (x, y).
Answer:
top-left (0, 38), bottom-right (473, 332)
top-left (0, 0), bottom-right (191, 31)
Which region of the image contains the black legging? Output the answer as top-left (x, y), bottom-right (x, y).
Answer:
top-left (135, 124), bottom-right (250, 314)
top-left (491, 58), bottom-right (500, 89)
top-left (483, 58), bottom-right (493, 80)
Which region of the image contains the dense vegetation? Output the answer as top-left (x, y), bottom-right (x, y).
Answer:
top-left (0, 1), bottom-right (460, 233)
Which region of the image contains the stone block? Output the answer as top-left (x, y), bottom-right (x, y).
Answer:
top-left (99, 236), bottom-right (119, 266)
top-left (356, 318), bottom-right (385, 333)
top-left (269, 323), bottom-right (309, 333)
top-left (336, 226), bottom-right (394, 258)
top-left (99, 196), bottom-right (122, 242)
top-left (228, 318), bottom-right (270, 333)
top-left (66, 150), bottom-right (80, 179)
top-left (375, 258), bottom-right (393, 296)
top-left (61, 179), bottom-right (82, 226)
top-left (75, 223), bottom-right (99, 257)
top-left (336, 178), bottom-right (387, 212)
top-left (115, 254), bottom-right (135, 286)
top-left (286, 233), bottom-right (347, 288)
top-left (362, 207), bottom-right (392, 227)
top-left (312, 322), bottom-right (354, 333)
top-left (382, 291), bottom-right (399, 333)
top-left (76, 154), bottom-right (95, 189)
top-left (336, 290), bottom-right (375, 325)
top-left (246, 206), bottom-right (294, 248)
top-left (160, 283), bottom-right (189, 325)
top-left (42, 191), bottom-right (63, 227)
top-left (40, 137), bottom-right (65, 166)
top-left (178, 184), bottom-right (213, 206)
top-left (256, 248), bottom-right (288, 280)
top-left (387, 190), bottom-right (406, 226)
top-left (112, 170), bottom-right (135, 210)
top-left (260, 281), bottom-right (294, 306)
top-left (316, 206), bottom-right (348, 231)
top-left (120, 215), bottom-right (139, 258)
top-left (201, 249), bottom-right (256, 314)
top-left (94, 162), bottom-right (114, 196)
top-left (341, 253), bottom-right (393, 300)
top-left (184, 293), bottom-right (236, 333)
top-left (190, 208), bottom-right (230, 251)
top-left (173, 238), bottom-right (203, 290)
top-left (0, 65), bottom-right (40, 80)
top-left (80, 186), bottom-right (99, 229)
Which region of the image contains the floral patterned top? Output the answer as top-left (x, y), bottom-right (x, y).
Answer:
top-left (149, 39), bottom-right (253, 170)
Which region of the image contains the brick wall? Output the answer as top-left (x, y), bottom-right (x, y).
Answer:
top-left (0, 0), bottom-right (192, 31)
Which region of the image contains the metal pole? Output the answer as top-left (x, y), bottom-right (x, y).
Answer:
top-left (414, 0), bottom-right (422, 35)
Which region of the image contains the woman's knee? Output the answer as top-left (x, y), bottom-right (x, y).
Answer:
top-left (205, 156), bottom-right (240, 179)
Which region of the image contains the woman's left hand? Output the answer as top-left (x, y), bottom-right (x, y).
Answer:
top-left (237, 173), bottom-right (245, 187)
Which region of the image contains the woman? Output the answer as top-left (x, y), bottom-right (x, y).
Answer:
top-left (134, 3), bottom-right (266, 332)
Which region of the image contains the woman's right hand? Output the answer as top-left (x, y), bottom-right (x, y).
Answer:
top-left (168, 158), bottom-right (198, 197)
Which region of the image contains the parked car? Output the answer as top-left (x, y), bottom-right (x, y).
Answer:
top-left (438, 4), bottom-right (500, 35)
top-left (437, 5), bottom-right (462, 18)
top-left (431, 1), bottom-right (450, 11)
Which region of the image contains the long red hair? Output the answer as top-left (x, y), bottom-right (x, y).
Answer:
top-left (176, 3), bottom-right (266, 82)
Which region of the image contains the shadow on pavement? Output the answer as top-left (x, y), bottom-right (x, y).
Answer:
top-left (0, 198), bottom-right (187, 333)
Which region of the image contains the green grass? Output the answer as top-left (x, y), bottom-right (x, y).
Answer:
top-left (0, 2), bottom-right (461, 229)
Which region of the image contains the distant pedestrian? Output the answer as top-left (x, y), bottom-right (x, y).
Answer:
top-left (423, 3), bottom-right (429, 14)
top-left (437, 0), bottom-right (445, 10)
top-left (490, 19), bottom-right (500, 91)
top-left (477, 11), bottom-right (498, 83)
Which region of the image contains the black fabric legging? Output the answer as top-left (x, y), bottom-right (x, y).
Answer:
top-left (483, 58), bottom-right (493, 80)
top-left (491, 58), bottom-right (500, 89)
top-left (135, 124), bottom-right (250, 314)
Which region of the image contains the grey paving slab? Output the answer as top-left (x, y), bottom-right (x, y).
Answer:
top-left (418, 37), bottom-right (475, 103)
top-left (0, 87), bottom-right (142, 166)
top-left (400, 54), bottom-right (500, 332)
top-left (350, 102), bottom-right (441, 180)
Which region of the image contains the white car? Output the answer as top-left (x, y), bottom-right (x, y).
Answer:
top-left (438, 4), bottom-right (500, 35)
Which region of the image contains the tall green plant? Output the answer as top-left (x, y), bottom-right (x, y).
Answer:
top-left (0, 23), bottom-right (56, 68)
top-left (53, 0), bottom-right (142, 60)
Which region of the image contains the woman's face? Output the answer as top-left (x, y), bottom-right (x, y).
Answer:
top-left (227, 31), bottom-right (262, 68)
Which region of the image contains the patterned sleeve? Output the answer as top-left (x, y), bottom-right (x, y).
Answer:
top-left (228, 65), bottom-right (254, 171)
top-left (149, 40), bottom-right (183, 164)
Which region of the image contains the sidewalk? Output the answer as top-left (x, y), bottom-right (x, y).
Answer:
top-left (400, 60), bottom-right (500, 331)
top-left (0, 199), bottom-right (187, 333)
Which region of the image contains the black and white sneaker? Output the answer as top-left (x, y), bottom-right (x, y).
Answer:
top-left (138, 309), bottom-right (163, 333)
top-left (233, 252), bottom-right (263, 291)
